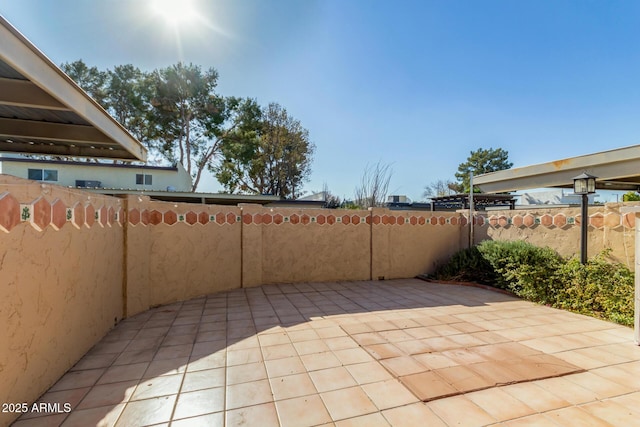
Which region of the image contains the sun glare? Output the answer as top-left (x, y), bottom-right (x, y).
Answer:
top-left (151, 0), bottom-right (197, 27)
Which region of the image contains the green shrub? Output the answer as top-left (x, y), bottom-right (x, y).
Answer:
top-left (434, 241), bottom-right (634, 326)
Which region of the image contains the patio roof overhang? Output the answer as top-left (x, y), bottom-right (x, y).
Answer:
top-left (475, 144), bottom-right (640, 193)
top-left (0, 15), bottom-right (147, 162)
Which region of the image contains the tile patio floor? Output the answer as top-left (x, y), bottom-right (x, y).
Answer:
top-left (13, 279), bottom-right (640, 427)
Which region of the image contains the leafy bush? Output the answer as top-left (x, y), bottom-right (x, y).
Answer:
top-left (433, 241), bottom-right (634, 326)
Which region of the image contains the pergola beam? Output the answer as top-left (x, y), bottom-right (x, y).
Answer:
top-left (0, 118), bottom-right (112, 144)
top-left (0, 77), bottom-right (70, 111)
top-left (0, 141), bottom-right (133, 160)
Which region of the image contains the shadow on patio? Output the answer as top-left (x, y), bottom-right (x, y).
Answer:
top-left (13, 279), bottom-right (640, 427)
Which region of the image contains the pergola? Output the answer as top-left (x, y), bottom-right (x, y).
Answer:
top-left (474, 145), bottom-right (640, 345)
top-left (0, 15), bottom-right (146, 161)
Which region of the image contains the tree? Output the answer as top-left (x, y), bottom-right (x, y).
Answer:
top-left (147, 63), bottom-right (261, 191)
top-left (622, 191), bottom-right (640, 202)
top-left (354, 161), bottom-right (393, 208)
top-left (60, 60), bottom-right (108, 105)
top-left (215, 103), bottom-right (314, 198)
top-left (455, 147), bottom-right (513, 191)
top-left (423, 179), bottom-right (460, 199)
top-left (105, 64), bottom-right (152, 144)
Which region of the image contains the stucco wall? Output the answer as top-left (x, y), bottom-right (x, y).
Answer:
top-left (473, 203), bottom-right (638, 268)
top-left (0, 176), bottom-right (124, 427)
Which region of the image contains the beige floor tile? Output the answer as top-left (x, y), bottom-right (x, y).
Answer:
top-left (70, 353), bottom-right (119, 371)
top-left (181, 368), bottom-right (225, 393)
top-left (143, 357), bottom-right (189, 378)
top-left (275, 394), bottom-right (332, 427)
top-left (399, 370), bottom-right (457, 401)
top-left (546, 406), bottom-right (615, 427)
top-left (97, 363), bottom-right (149, 385)
top-left (563, 371), bottom-right (633, 399)
top-left (361, 379), bottom-right (419, 410)
top-left (503, 414), bottom-right (560, 427)
top-left (310, 366), bottom-right (358, 392)
top-left (465, 387), bottom-right (535, 422)
top-left (345, 361), bottom-right (394, 385)
top-left (325, 336), bottom-right (360, 350)
top-left (225, 347), bottom-right (262, 366)
top-left (173, 387), bottom-right (224, 420)
top-left (501, 382), bottom-right (570, 413)
top-left (265, 356), bottom-right (307, 378)
top-left (130, 374), bottom-right (183, 401)
top-left (433, 365), bottom-right (494, 393)
top-left (76, 380), bottom-right (138, 409)
top-left (301, 351), bottom-right (343, 371)
top-left (382, 402), bottom-right (447, 427)
top-left (262, 343), bottom-right (299, 361)
top-left (171, 412), bottom-right (224, 426)
top-left (364, 343), bottom-right (405, 360)
top-left (427, 395), bottom-right (496, 427)
top-left (13, 414), bottom-right (69, 426)
top-left (259, 332), bottom-right (291, 347)
top-left (293, 339), bottom-right (331, 355)
top-left (320, 386), bottom-right (378, 421)
top-left (580, 399), bottom-right (640, 426)
top-left (352, 332), bottom-right (388, 346)
top-left (49, 369), bottom-right (106, 392)
top-left (335, 412), bottom-right (391, 427)
top-left (413, 352), bottom-right (459, 370)
top-left (115, 395), bottom-right (176, 427)
top-left (226, 379), bottom-right (273, 409)
top-left (534, 377), bottom-right (600, 405)
top-left (225, 402), bottom-right (280, 427)
top-left (380, 356), bottom-right (428, 377)
top-left (226, 361), bottom-right (267, 385)
top-left (61, 404), bottom-right (125, 427)
top-left (333, 348), bottom-right (375, 365)
top-left (270, 372), bottom-right (317, 400)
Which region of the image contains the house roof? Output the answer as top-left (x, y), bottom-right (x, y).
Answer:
top-left (0, 156), bottom-right (175, 171)
top-left (475, 144), bottom-right (640, 193)
top-left (0, 15), bottom-right (147, 161)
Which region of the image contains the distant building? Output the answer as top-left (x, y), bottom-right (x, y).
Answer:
top-left (517, 189), bottom-right (596, 205)
top-left (0, 155), bottom-right (192, 191)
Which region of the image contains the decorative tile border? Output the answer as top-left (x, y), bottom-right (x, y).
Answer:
top-left (484, 212), bottom-right (634, 230)
top-left (0, 192), bottom-right (122, 233)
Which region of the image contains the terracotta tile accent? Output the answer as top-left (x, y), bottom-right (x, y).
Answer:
top-left (85, 204), bottom-right (95, 228)
top-left (589, 213), bottom-right (604, 229)
top-left (396, 216), bottom-right (405, 225)
top-left (381, 215), bottom-right (389, 225)
top-left (512, 215), bottom-right (523, 227)
top-left (30, 197), bottom-right (50, 231)
top-left (273, 213), bottom-right (284, 225)
top-left (418, 216), bottom-right (426, 225)
top-left (215, 212), bottom-right (226, 225)
top-left (0, 192), bottom-right (20, 233)
top-left (289, 214), bottom-right (299, 225)
top-left (409, 216), bottom-right (418, 225)
top-left (575, 213), bottom-right (583, 226)
top-left (185, 211), bottom-right (197, 225)
top-left (388, 215), bottom-right (397, 225)
top-left (316, 214), bottom-right (326, 225)
top-left (164, 210), bottom-right (177, 225)
top-left (301, 214), bottom-right (311, 225)
top-left (253, 213), bottom-right (263, 224)
top-left (498, 215), bottom-right (509, 227)
top-left (622, 212), bottom-right (635, 228)
top-left (50, 199), bottom-right (67, 231)
top-left (141, 209), bottom-right (150, 225)
top-left (540, 214), bottom-right (553, 227)
top-left (148, 210), bottom-right (162, 225)
top-left (459, 216), bottom-right (467, 226)
top-left (129, 208), bottom-right (140, 226)
top-left (107, 206), bottom-right (115, 226)
top-left (262, 214), bottom-right (273, 225)
top-left (99, 206), bottom-right (108, 227)
top-left (553, 214), bottom-right (567, 228)
top-left (341, 214), bottom-right (351, 225)
top-left (488, 215), bottom-right (498, 227)
top-left (242, 213), bottom-right (251, 225)
top-left (438, 216), bottom-right (446, 225)
top-left (604, 212), bottom-right (621, 228)
top-left (71, 203), bottom-right (85, 229)
top-left (476, 215), bottom-right (485, 226)
top-left (449, 216), bottom-right (458, 226)
top-left (430, 216), bottom-right (438, 225)
top-left (523, 214), bottom-right (535, 227)
top-left (352, 215), bottom-right (361, 225)
top-left (365, 215), bottom-right (371, 225)
top-left (227, 212), bottom-right (237, 224)
top-left (117, 207), bottom-right (124, 226)
top-left (399, 371), bottom-right (457, 401)
top-left (373, 215), bottom-right (381, 225)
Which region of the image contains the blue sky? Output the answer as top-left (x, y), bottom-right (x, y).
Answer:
top-left (2, 1), bottom-right (640, 201)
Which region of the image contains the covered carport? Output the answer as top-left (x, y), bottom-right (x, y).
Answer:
top-left (0, 15), bottom-right (146, 161)
top-left (474, 145), bottom-right (640, 345)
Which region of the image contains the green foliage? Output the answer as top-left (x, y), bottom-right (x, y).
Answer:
top-left (434, 241), bottom-right (634, 326)
top-left (215, 103), bottom-right (314, 199)
top-left (455, 147), bottom-right (513, 191)
top-left (622, 191), bottom-right (640, 202)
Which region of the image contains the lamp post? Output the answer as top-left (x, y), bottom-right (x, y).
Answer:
top-left (573, 172), bottom-right (597, 264)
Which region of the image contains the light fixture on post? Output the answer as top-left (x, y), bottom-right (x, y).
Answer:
top-left (573, 172), bottom-right (597, 264)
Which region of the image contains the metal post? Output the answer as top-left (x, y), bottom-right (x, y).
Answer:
top-left (580, 193), bottom-right (588, 264)
top-left (469, 172), bottom-right (474, 248)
